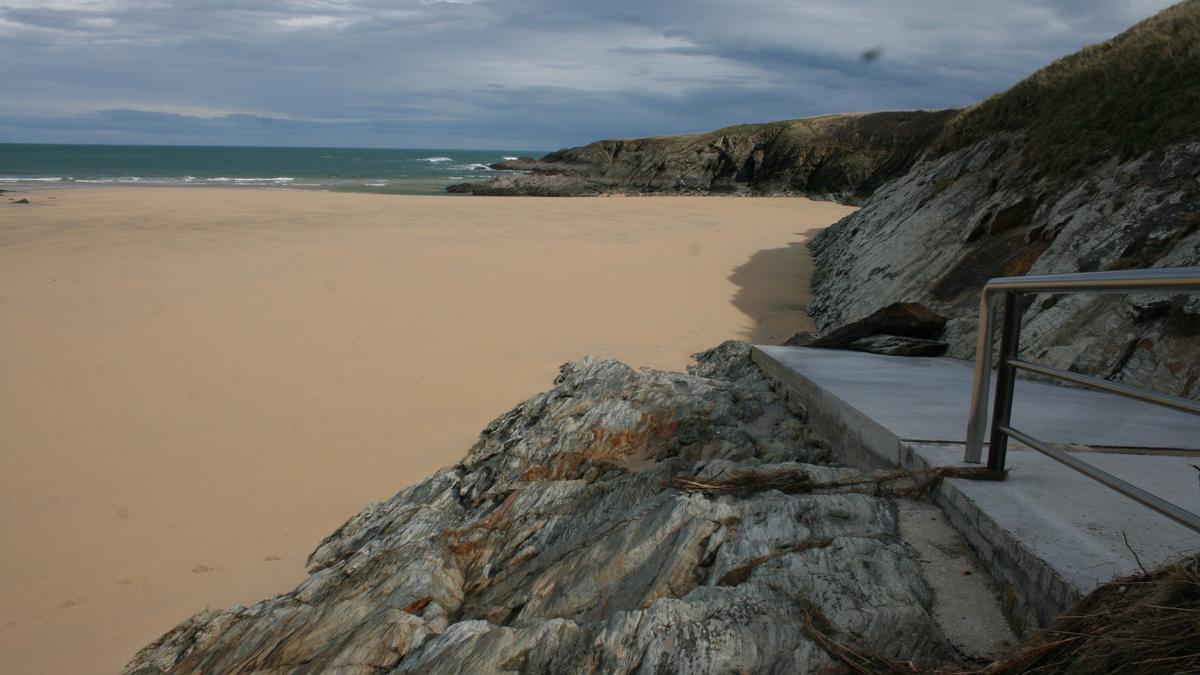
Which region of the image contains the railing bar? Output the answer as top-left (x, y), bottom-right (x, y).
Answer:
top-left (987, 292), bottom-right (1022, 472)
top-left (965, 292), bottom-right (1001, 463)
top-left (1000, 424), bottom-right (1200, 534)
top-left (984, 282), bottom-right (1200, 295)
top-left (982, 267), bottom-right (1200, 294)
top-left (1007, 358), bottom-right (1200, 416)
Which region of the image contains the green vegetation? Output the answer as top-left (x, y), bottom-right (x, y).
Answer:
top-left (620, 115), bottom-right (841, 146)
top-left (931, 0), bottom-right (1200, 178)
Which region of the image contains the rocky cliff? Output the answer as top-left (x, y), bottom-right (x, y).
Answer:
top-left (123, 343), bottom-right (989, 674)
top-left (449, 111), bottom-right (957, 201)
top-left (809, 1), bottom-right (1200, 398)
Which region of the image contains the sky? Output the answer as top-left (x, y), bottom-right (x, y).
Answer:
top-left (0, 0), bottom-right (1180, 150)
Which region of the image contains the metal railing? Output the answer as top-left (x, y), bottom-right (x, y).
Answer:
top-left (964, 267), bottom-right (1200, 532)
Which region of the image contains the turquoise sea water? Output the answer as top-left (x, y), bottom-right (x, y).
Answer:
top-left (0, 144), bottom-right (540, 194)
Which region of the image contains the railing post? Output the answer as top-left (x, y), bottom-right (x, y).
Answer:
top-left (987, 291), bottom-right (1023, 472)
top-left (964, 291), bottom-right (999, 462)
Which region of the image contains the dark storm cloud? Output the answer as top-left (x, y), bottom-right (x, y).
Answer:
top-left (0, 0), bottom-right (1179, 149)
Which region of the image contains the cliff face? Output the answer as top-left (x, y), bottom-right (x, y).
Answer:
top-left (809, 2), bottom-right (1200, 398)
top-left (809, 138), bottom-right (1200, 397)
top-left (450, 111), bottom-right (957, 201)
top-left (123, 343), bottom-right (965, 674)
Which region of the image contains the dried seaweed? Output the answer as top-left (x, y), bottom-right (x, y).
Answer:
top-left (788, 592), bottom-right (928, 675)
top-left (666, 465), bottom-right (1005, 499)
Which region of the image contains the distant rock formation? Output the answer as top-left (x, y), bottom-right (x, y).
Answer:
top-left (123, 343), bottom-right (963, 673)
top-left (448, 111), bottom-right (958, 201)
top-left (809, 2), bottom-right (1200, 397)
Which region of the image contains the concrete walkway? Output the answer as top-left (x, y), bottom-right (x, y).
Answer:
top-left (752, 345), bottom-right (1200, 631)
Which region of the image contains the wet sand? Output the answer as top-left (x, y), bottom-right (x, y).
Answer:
top-left (0, 188), bottom-right (854, 673)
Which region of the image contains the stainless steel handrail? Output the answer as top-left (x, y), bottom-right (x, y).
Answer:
top-left (963, 266), bottom-right (1200, 532)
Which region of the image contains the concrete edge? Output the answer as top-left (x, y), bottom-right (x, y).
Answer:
top-left (932, 479), bottom-right (1082, 633)
top-left (752, 345), bottom-right (1083, 633)
top-left (915, 455), bottom-right (1084, 633)
top-left (752, 347), bottom-right (900, 471)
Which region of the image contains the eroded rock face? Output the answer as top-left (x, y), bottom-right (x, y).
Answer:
top-left (123, 342), bottom-right (958, 674)
top-left (809, 137), bottom-right (1200, 398)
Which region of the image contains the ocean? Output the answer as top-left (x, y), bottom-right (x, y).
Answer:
top-left (0, 144), bottom-right (541, 194)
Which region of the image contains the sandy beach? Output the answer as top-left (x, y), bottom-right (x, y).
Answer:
top-left (0, 188), bottom-right (854, 673)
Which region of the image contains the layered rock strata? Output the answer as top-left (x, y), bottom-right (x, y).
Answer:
top-left (809, 137), bottom-right (1200, 398)
top-left (124, 343), bottom-right (966, 674)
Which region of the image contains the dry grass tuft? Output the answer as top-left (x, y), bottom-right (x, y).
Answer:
top-left (986, 555), bottom-right (1200, 674)
top-left (796, 595), bottom-right (927, 674)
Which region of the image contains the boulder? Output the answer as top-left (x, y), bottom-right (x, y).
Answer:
top-left (847, 334), bottom-right (949, 357)
top-left (808, 302), bottom-right (947, 348)
top-left (782, 331), bottom-right (818, 347)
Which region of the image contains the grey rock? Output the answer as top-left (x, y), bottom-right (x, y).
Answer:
top-left (809, 135), bottom-right (1200, 398)
top-left (809, 302), bottom-right (948, 348)
top-left (446, 174), bottom-right (603, 197)
top-left (847, 334), bottom-right (949, 357)
top-left (122, 342), bottom-right (960, 674)
top-left (782, 331), bottom-right (819, 347)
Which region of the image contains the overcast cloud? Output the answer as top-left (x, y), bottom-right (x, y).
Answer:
top-left (0, 0), bottom-right (1179, 150)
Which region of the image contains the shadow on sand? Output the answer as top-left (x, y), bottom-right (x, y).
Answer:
top-left (728, 229), bottom-right (822, 344)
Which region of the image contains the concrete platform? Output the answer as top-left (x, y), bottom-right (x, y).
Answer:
top-left (752, 345), bottom-right (1200, 630)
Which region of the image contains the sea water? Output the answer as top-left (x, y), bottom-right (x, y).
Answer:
top-left (0, 144), bottom-right (539, 194)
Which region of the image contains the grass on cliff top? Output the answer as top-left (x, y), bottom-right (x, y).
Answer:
top-left (622, 114), bottom-right (847, 145)
top-left (930, 0), bottom-right (1200, 178)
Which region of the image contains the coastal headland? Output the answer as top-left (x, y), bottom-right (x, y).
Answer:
top-left (0, 187), bottom-right (853, 674)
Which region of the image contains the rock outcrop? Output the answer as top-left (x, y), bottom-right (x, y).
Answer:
top-left (448, 111), bottom-right (958, 201)
top-left (785, 303), bottom-right (950, 357)
top-left (123, 343), bottom-right (965, 674)
top-left (809, 2), bottom-right (1200, 398)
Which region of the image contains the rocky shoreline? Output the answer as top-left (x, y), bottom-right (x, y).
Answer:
top-left (123, 342), bottom-right (1011, 674)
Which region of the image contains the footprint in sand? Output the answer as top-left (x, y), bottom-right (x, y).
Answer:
top-left (191, 565), bottom-right (214, 573)
top-left (265, 555), bottom-right (283, 562)
top-left (57, 596), bottom-right (89, 610)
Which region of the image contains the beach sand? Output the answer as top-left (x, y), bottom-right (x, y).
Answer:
top-left (0, 188), bottom-right (854, 673)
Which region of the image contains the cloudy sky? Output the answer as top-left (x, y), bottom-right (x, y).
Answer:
top-left (0, 0), bottom-right (1178, 150)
